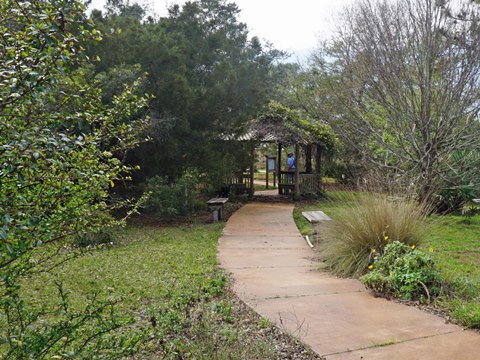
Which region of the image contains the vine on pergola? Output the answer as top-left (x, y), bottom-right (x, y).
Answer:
top-left (252, 101), bottom-right (337, 151)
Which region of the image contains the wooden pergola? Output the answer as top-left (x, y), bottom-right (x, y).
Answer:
top-left (248, 125), bottom-right (325, 198)
top-left (223, 103), bottom-right (331, 198)
top-left (222, 102), bottom-right (334, 198)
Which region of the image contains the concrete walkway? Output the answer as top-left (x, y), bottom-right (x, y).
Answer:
top-left (217, 202), bottom-right (479, 359)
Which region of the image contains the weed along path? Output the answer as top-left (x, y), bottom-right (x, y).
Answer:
top-left (217, 202), bottom-right (480, 360)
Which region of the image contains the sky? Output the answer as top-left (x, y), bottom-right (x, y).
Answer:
top-left (89, 0), bottom-right (358, 62)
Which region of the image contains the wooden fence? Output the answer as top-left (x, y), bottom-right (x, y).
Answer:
top-left (279, 172), bottom-right (322, 195)
top-left (298, 173), bottom-right (323, 195)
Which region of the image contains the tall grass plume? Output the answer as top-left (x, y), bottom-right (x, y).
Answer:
top-left (319, 193), bottom-right (429, 277)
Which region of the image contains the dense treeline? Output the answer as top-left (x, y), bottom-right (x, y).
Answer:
top-left (87, 0), bottom-right (286, 186)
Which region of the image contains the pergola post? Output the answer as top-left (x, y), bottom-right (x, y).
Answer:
top-left (249, 142), bottom-right (255, 197)
top-left (315, 144), bottom-right (322, 174)
top-left (306, 144), bottom-right (312, 174)
top-left (294, 143), bottom-right (300, 198)
top-left (277, 143), bottom-right (282, 195)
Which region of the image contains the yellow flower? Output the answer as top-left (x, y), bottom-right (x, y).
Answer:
top-left (110, 180), bottom-right (115, 188)
top-left (368, 265), bottom-right (374, 269)
top-left (372, 249), bottom-right (376, 253)
top-left (411, 245), bottom-right (416, 250)
top-left (429, 247), bottom-right (434, 253)
top-left (384, 235), bottom-right (389, 241)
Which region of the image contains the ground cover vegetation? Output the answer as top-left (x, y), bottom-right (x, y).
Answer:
top-left (294, 193), bottom-right (480, 328)
top-left (16, 225), bottom-right (322, 359)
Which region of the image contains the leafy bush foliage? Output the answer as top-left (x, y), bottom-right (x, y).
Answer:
top-left (145, 171), bottom-right (199, 217)
top-left (436, 186), bottom-right (479, 214)
top-left (361, 241), bottom-right (441, 302)
top-left (319, 193), bottom-right (427, 277)
top-left (0, 0), bottom-right (148, 357)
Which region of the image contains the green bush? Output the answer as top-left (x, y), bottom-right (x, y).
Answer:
top-left (361, 241), bottom-right (441, 302)
top-left (319, 193), bottom-right (427, 277)
top-left (436, 186), bottom-right (479, 214)
top-left (145, 171), bottom-right (199, 217)
top-left (0, 0), bottom-right (149, 357)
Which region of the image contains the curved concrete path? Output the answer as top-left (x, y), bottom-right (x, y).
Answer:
top-left (218, 202), bottom-right (479, 359)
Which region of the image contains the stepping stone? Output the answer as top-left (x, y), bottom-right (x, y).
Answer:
top-left (302, 210), bottom-right (331, 223)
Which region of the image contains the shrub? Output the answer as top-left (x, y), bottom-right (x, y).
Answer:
top-left (145, 171), bottom-right (199, 217)
top-left (319, 193), bottom-right (427, 277)
top-left (361, 241), bottom-right (442, 302)
top-left (436, 186), bottom-right (479, 214)
top-left (0, 0), bottom-right (149, 357)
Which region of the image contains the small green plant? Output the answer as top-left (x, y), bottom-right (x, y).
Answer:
top-left (361, 241), bottom-right (442, 302)
top-left (74, 228), bottom-right (116, 248)
top-left (319, 193), bottom-right (427, 276)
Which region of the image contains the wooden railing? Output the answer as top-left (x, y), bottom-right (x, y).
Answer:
top-left (224, 172), bottom-right (251, 195)
top-left (298, 173), bottom-right (323, 195)
top-left (279, 172), bottom-right (322, 195)
top-left (278, 171), bottom-right (296, 194)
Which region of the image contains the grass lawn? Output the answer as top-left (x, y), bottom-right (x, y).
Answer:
top-left (293, 192), bottom-right (480, 328)
top-left (15, 223), bottom-right (320, 359)
top-left (425, 214), bottom-right (480, 327)
top-left (254, 184), bottom-right (277, 191)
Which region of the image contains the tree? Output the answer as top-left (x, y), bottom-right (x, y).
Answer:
top-left (0, 0), bottom-right (148, 356)
top-left (318, 0), bottom-right (480, 204)
top-left (87, 0), bottom-right (286, 185)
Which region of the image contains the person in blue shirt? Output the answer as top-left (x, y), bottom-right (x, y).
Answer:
top-left (287, 152), bottom-right (295, 172)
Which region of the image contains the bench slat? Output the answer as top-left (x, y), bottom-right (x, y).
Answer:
top-left (207, 197), bottom-right (229, 205)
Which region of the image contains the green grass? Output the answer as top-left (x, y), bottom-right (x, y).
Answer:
top-left (254, 184), bottom-right (277, 191)
top-left (254, 172), bottom-right (268, 181)
top-left (425, 214), bottom-right (480, 327)
top-left (425, 214), bottom-right (480, 284)
top-left (293, 193), bottom-right (480, 328)
top-left (25, 225), bottom-right (225, 312)
top-left (14, 224), bottom-right (319, 358)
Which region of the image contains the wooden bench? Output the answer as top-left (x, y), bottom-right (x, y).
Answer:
top-left (302, 211), bottom-right (331, 223)
top-left (207, 197), bottom-right (229, 222)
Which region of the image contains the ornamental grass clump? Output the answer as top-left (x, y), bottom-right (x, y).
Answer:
top-left (319, 193), bottom-right (428, 277)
